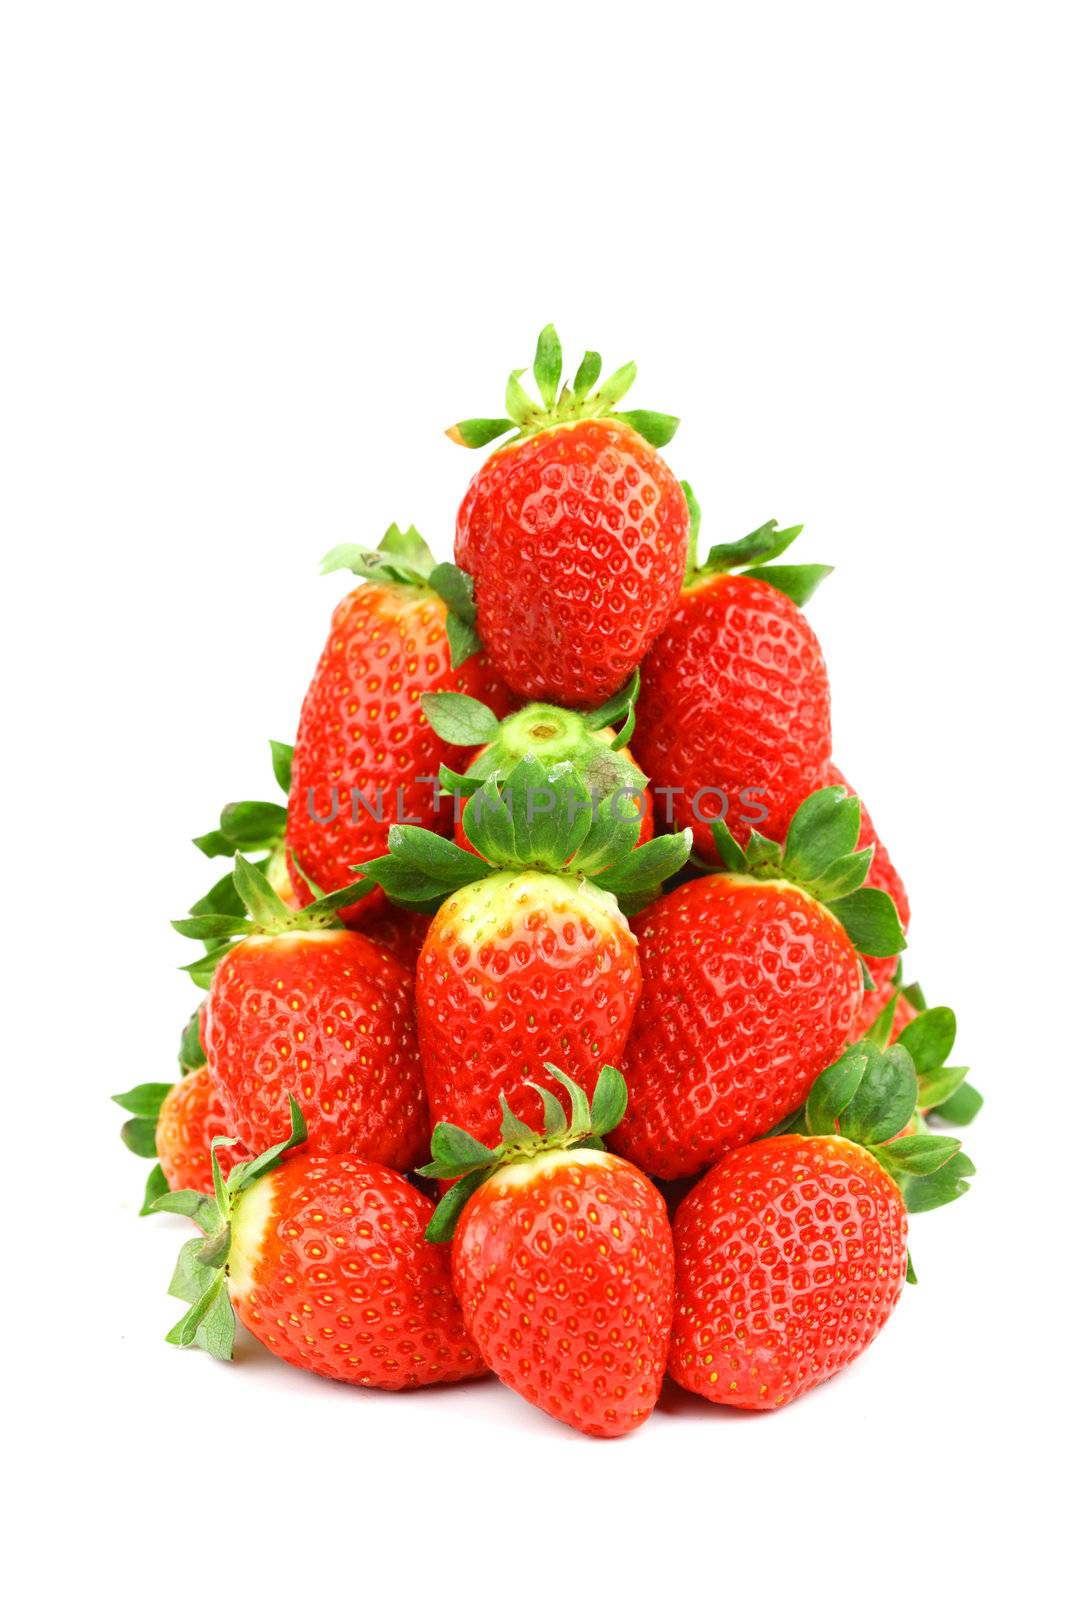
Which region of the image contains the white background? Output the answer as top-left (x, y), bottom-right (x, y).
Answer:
top-left (3, 4), bottom-right (1062, 1594)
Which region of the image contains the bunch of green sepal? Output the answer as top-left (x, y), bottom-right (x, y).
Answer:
top-left (174, 851), bottom-right (376, 988)
top-left (356, 755), bottom-right (692, 917)
top-left (447, 323), bottom-right (680, 453)
top-left (711, 784), bottom-right (906, 987)
top-left (774, 1037), bottom-right (975, 1279)
top-left (112, 1005), bottom-right (210, 1214)
top-left (322, 520), bottom-right (484, 668)
top-left (424, 671), bottom-right (643, 799)
top-left (420, 1064), bottom-right (629, 1243)
top-left (866, 965), bottom-right (983, 1126)
top-left (152, 1097), bottom-right (308, 1360)
top-left (683, 481), bottom-right (832, 608)
top-left (185, 740), bottom-right (293, 952)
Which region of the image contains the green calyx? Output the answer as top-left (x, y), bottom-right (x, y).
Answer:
top-left (356, 756), bottom-right (692, 917)
top-left (419, 1065), bottom-right (628, 1243)
top-left (447, 324), bottom-right (679, 453)
top-left (173, 853), bottom-right (376, 987)
top-left (425, 672), bottom-right (643, 797)
top-left (192, 740), bottom-right (292, 861)
top-left (112, 1005), bottom-right (210, 1215)
top-left (151, 1097), bottom-right (308, 1361)
top-left (866, 967), bottom-right (984, 1127)
top-left (682, 482), bottom-right (832, 608)
top-left (321, 522), bottom-right (484, 668)
top-left (712, 785), bottom-right (906, 982)
top-left (187, 740), bottom-right (294, 982)
top-left (774, 1038), bottom-right (975, 1258)
top-left (112, 1079), bottom-right (171, 1215)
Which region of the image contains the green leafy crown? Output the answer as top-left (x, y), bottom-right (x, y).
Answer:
top-left (682, 481), bottom-right (832, 608)
top-left (419, 1064), bottom-right (628, 1243)
top-left (173, 853), bottom-right (376, 989)
top-left (355, 756), bottom-right (692, 917)
top-left (865, 969), bottom-right (984, 1127)
top-left (151, 1097), bottom-right (308, 1361)
top-left (320, 522), bottom-right (484, 669)
top-left (712, 784), bottom-right (906, 984)
top-left (184, 739), bottom-right (294, 977)
top-left (447, 324), bottom-right (680, 452)
top-left (424, 671), bottom-right (643, 799)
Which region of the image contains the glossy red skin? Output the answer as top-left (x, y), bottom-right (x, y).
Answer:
top-left (156, 1069), bottom-right (245, 1195)
top-left (232, 1152), bottom-right (485, 1389)
top-left (631, 573), bottom-right (832, 860)
top-left (670, 1136), bottom-right (908, 1409)
top-left (609, 876), bottom-right (863, 1179)
top-left (206, 930), bottom-right (428, 1168)
top-left (359, 903), bottom-right (432, 971)
top-left (452, 1150), bottom-right (674, 1437)
top-left (454, 743), bottom-right (654, 857)
top-left (286, 582), bottom-right (514, 918)
top-left (416, 872), bottom-right (641, 1149)
top-left (455, 419), bottom-right (688, 707)
top-left (827, 764), bottom-right (911, 1002)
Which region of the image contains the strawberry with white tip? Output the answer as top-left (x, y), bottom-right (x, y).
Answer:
top-left (421, 1065), bottom-right (674, 1438)
top-left (357, 756), bottom-right (691, 1149)
top-left (155, 1099), bottom-right (485, 1390)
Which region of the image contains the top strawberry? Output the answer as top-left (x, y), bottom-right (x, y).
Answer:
top-left (447, 326), bottom-right (690, 709)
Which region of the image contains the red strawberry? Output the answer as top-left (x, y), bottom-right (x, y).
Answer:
top-left (156, 1071), bottom-right (243, 1194)
top-left (609, 786), bottom-right (906, 1178)
top-left (418, 684), bottom-right (654, 860)
top-left (421, 1066), bottom-right (674, 1437)
top-left (174, 855), bottom-right (428, 1168)
top-left (670, 1038), bottom-right (974, 1409)
top-left (114, 1072), bottom-right (243, 1210)
top-left (449, 326), bottom-right (689, 707)
top-left (631, 492), bottom-right (832, 860)
top-left (359, 901), bottom-right (432, 970)
top-left (359, 755), bottom-right (691, 1150)
top-left (155, 1103), bottom-right (485, 1389)
top-left (417, 871), bottom-right (641, 1147)
top-left (286, 523), bottom-right (513, 919)
top-left (114, 1007), bottom-right (246, 1213)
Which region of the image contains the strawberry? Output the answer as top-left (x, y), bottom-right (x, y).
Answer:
top-left (418, 677), bottom-right (653, 858)
top-left (358, 902), bottom-right (432, 970)
top-left (113, 1005), bottom-right (243, 1212)
top-left (631, 490), bottom-right (833, 859)
top-left (609, 786), bottom-right (906, 1179)
top-left (448, 325), bottom-right (689, 707)
top-left (155, 1101), bottom-right (485, 1389)
top-left (285, 523), bottom-right (513, 919)
top-left (114, 1070), bottom-right (244, 1212)
top-left (174, 854), bottom-right (428, 1168)
top-left (421, 1065), bottom-right (674, 1437)
top-left (358, 755), bottom-right (691, 1149)
top-left (670, 1037), bottom-right (974, 1410)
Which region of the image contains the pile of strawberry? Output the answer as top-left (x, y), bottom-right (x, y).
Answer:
top-left (117, 328), bottom-right (980, 1436)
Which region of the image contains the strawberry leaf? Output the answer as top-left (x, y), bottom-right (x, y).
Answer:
top-left (827, 887), bottom-right (907, 959)
top-left (421, 691), bottom-right (502, 746)
top-left (931, 1081), bottom-right (984, 1125)
top-left (744, 563), bottom-right (833, 606)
